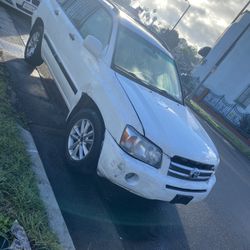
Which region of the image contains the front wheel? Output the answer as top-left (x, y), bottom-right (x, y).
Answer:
top-left (65, 109), bottom-right (105, 174)
top-left (24, 25), bottom-right (43, 66)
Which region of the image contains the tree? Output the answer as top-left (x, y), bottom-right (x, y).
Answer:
top-left (172, 39), bottom-right (200, 96)
top-left (159, 29), bottom-right (179, 51)
top-left (140, 8), bottom-right (158, 25)
top-left (173, 39), bottom-right (199, 74)
top-left (198, 46), bottom-right (211, 58)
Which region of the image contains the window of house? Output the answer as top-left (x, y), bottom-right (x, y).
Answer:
top-left (236, 86), bottom-right (250, 109)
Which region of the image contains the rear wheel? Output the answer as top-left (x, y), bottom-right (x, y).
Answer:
top-left (24, 25), bottom-right (43, 66)
top-left (65, 109), bottom-right (105, 174)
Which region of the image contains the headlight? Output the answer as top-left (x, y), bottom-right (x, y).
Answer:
top-left (120, 126), bottom-right (162, 168)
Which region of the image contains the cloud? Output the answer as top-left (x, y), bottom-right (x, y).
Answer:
top-left (137, 0), bottom-right (250, 48)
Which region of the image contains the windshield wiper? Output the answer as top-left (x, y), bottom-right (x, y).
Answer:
top-left (114, 65), bottom-right (182, 104)
top-left (149, 85), bottom-right (181, 103)
top-left (114, 65), bottom-right (144, 83)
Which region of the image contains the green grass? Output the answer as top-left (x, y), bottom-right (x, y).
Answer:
top-left (0, 64), bottom-right (60, 249)
top-left (187, 99), bottom-right (250, 158)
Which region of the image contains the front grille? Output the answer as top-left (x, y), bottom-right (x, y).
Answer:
top-left (168, 156), bottom-right (215, 182)
top-left (32, 0), bottom-right (40, 6)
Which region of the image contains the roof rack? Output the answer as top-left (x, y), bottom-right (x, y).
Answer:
top-left (104, 0), bottom-right (170, 51)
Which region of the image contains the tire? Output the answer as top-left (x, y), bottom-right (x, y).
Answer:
top-left (24, 25), bottom-right (43, 66)
top-left (65, 109), bottom-right (105, 174)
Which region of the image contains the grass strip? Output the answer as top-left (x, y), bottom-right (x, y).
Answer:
top-left (0, 63), bottom-right (60, 249)
top-left (187, 99), bottom-right (250, 158)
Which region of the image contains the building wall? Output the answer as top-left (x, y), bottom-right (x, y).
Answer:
top-left (193, 12), bottom-right (250, 114)
top-left (204, 25), bottom-right (250, 113)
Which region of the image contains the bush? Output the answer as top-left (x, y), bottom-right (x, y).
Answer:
top-left (0, 64), bottom-right (60, 249)
top-left (240, 114), bottom-right (250, 136)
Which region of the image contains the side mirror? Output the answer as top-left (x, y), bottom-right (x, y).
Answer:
top-left (83, 35), bottom-right (103, 58)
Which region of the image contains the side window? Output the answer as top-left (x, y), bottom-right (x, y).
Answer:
top-left (58, 0), bottom-right (99, 27)
top-left (79, 8), bottom-right (113, 47)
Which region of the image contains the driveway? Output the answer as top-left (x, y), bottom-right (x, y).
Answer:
top-left (1, 5), bottom-right (250, 250)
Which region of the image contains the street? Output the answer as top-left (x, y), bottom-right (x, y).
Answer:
top-left (1, 5), bottom-right (250, 250)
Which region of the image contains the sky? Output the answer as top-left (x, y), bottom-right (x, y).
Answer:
top-left (133, 0), bottom-right (250, 49)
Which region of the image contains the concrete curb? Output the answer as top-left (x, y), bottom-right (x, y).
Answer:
top-left (0, 5), bottom-right (75, 249)
top-left (20, 127), bottom-right (76, 250)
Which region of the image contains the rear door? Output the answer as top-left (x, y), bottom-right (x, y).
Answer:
top-left (56, 0), bottom-right (114, 108)
top-left (42, 0), bottom-right (99, 108)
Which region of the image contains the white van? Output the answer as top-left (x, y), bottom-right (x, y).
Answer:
top-left (0, 0), bottom-right (40, 15)
top-left (24, 0), bottom-right (220, 205)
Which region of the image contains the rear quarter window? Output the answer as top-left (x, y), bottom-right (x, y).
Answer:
top-left (57, 0), bottom-right (99, 27)
top-left (79, 8), bottom-right (113, 47)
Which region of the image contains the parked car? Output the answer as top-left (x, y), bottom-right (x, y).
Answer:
top-left (24, 0), bottom-right (220, 205)
top-left (0, 0), bottom-right (40, 16)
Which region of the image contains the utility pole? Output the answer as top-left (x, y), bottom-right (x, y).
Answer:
top-left (231, 0), bottom-right (250, 23)
top-left (171, 0), bottom-right (191, 31)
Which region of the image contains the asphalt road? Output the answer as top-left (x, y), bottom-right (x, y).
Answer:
top-left (1, 5), bottom-right (250, 250)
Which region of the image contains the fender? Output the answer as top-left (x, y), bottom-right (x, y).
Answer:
top-left (66, 93), bottom-right (104, 127)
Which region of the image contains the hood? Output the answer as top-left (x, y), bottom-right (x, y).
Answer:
top-left (116, 73), bottom-right (219, 165)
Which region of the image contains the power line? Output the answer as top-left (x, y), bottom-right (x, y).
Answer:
top-left (171, 0), bottom-right (191, 31)
top-left (231, 0), bottom-right (250, 23)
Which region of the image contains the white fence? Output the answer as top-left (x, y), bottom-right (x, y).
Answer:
top-left (202, 91), bottom-right (246, 128)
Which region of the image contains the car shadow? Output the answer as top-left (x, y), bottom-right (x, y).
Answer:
top-left (97, 178), bottom-right (190, 250)
top-left (2, 58), bottom-right (68, 129)
top-left (2, 57), bottom-right (190, 250)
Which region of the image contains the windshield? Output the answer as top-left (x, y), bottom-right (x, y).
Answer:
top-left (113, 25), bottom-right (183, 103)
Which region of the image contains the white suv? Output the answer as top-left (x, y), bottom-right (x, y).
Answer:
top-left (24, 0), bottom-right (220, 205)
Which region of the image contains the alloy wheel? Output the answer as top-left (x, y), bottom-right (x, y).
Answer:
top-left (26, 31), bottom-right (41, 58)
top-left (67, 119), bottom-right (95, 161)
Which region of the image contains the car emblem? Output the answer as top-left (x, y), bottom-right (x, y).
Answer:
top-left (190, 168), bottom-right (201, 179)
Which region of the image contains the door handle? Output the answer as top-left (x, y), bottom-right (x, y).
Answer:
top-left (54, 9), bottom-right (60, 16)
top-left (69, 33), bottom-right (75, 41)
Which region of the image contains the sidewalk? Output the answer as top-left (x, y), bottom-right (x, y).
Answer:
top-left (0, 5), bottom-right (75, 249)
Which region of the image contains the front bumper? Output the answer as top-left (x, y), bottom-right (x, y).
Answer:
top-left (97, 131), bottom-right (216, 204)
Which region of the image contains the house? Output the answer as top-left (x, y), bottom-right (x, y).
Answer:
top-left (192, 11), bottom-right (250, 143)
